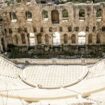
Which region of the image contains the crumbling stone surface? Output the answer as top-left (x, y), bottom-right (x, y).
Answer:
top-left (1, 1), bottom-right (105, 52)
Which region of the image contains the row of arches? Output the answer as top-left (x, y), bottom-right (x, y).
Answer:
top-left (5, 25), bottom-right (105, 37)
top-left (13, 33), bottom-right (102, 45)
top-left (9, 11), bottom-right (32, 20)
top-left (9, 7), bottom-right (102, 23)
top-left (88, 34), bottom-right (101, 44)
top-left (42, 8), bottom-right (102, 23)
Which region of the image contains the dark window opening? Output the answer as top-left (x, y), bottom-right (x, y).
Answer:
top-left (59, 27), bottom-right (63, 32)
top-left (63, 34), bottom-right (68, 44)
top-left (40, 27), bottom-right (44, 32)
top-left (42, 10), bottom-right (48, 18)
top-left (37, 34), bottom-right (42, 44)
top-left (51, 10), bottom-right (59, 24)
top-left (88, 34), bottom-right (92, 44)
top-left (93, 26), bottom-right (96, 32)
top-left (68, 26), bottom-right (72, 32)
top-left (71, 34), bottom-right (76, 44)
top-left (86, 26), bottom-right (89, 32)
top-left (25, 11), bottom-right (32, 19)
top-left (9, 28), bottom-right (12, 34)
top-left (62, 9), bottom-right (68, 18)
top-left (74, 27), bottom-right (79, 32)
top-left (33, 27), bottom-right (37, 33)
top-left (21, 33), bottom-right (26, 44)
top-left (102, 26), bottom-right (105, 32)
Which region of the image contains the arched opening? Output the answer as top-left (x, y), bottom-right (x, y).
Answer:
top-left (37, 33), bottom-right (42, 44)
top-left (79, 9), bottom-right (85, 20)
top-left (96, 8), bottom-right (102, 21)
top-left (62, 9), bottom-right (68, 18)
top-left (59, 27), bottom-right (63, 32)
top-left (96, 8), bottom-right (102, 17)
top-left (102, 26), bottom-right (105, 32)
top-left (1, 38), bottom-right (5, 52)
top-left (21, 33), bottom-right (26, 44)
top-left (78, 32), bottom-right (86, 45)
top-left (96, 34), bottom-right (101, 44)
top-left (42, 10), bottom-right (48, 19)
top-left (49, 27), bottom-right (52, 32)
top-left (92, 26), bottom-right (96, 32)
top-left (71, 34), bottom-right (76, 44)
top-left (14, 35), bottom-right (18, 45)
top-left (74, 27), bottom-right (79, 32)
top-left (9, 28), bottom-right (12, 34)
top-left (45, 34), bottom-right (49, 45)
top-left (86, 26), bottom-right (89, 32)
top-left (51, 10), bottom-right (59, 24)
top-left (25, 11), bottom-right (32, 21)
top-left (63, 34), bottom-right (68, 44)
top-left (68, 26), bottom-right (72, 32)
top-left (88, 34), bottom-right (92, 44)
top-left (33, 27), bottom-right (37, 33)
top-left (40, 27), bottom-right (44, 32)
top-left (10, 12), bottom-right (17, 22)
top-left (53, 32), bottom-right (60, 46)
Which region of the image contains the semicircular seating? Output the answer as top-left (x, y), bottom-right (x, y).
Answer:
top-left (87, 59), bottom-right (105, 79)
top-left (0, 56), bottom-right (21, 78)
top-left (20, 65), bottom-right (88, 89)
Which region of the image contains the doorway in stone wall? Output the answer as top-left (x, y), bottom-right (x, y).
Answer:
top-left (51, 10), bottom-right (59, 24)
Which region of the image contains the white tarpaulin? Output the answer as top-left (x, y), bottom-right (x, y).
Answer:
top-left (29, 33), bottom-right (35, 46)
top-left (53, 32), bottom-right (61, 46)
top-left (78, 31), bottom-right (86, 45)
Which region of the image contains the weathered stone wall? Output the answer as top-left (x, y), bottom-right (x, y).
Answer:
top-left (0, 18), bottom-right (7, 52)
top-left (1, 1), bottom-right (105, 47)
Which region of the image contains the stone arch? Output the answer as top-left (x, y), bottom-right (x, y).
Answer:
top-left (40, 27), bottom-right (44, 32)
top-left (10, 12), bottom-right (17, 20)
top-left (14, 35), bottom-right (18, 45)
top-left (51, 10), bottom-right (59, 24)
top-left (45, 34), bottom-right (49, 45)
top-left (68, 26), bottom-right (72, 32)
top-left (21, 33), bottom-right (26, 44)
top-left (33, 27), bottom-right (37, 33)
top-left (102, 26), bottom-right (105, 32)
top-left (42, 10), bottom-right (48, 18)
top-left (9, 28), bottom-right (12, 34)
top-left (71, 34), bottom-right (76, 44)
top-left (88, 34), bottom-right (92, 44)
top-left (79, 9), bottom-right (85, 19)
top-left (37, 33), bottom-right (42, 44)
top-left (63, 34), bottom-right (68, 44)
top-left (25, 11), bottom-right (32, 19)
top-left (62, 9), bottom-right (68, 18)
top-left (49, 27), bottom-right (52, 32)
top-left (96, 34), bottom-right (101, 44)
top-left (96, 8), bottom-right (102, 17)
